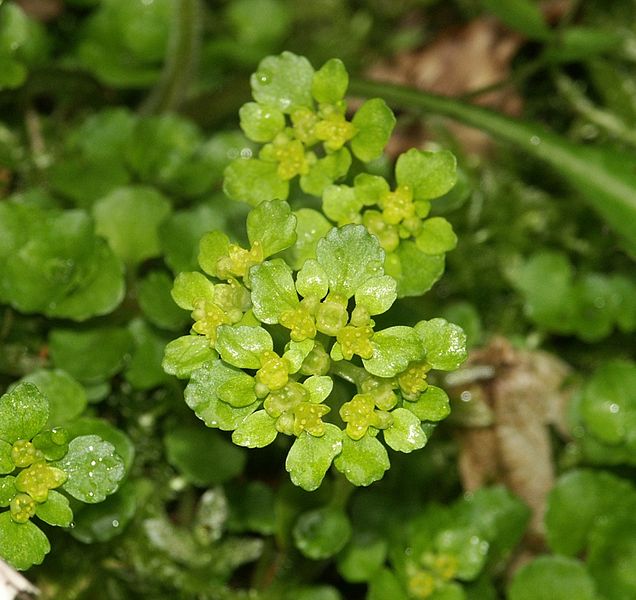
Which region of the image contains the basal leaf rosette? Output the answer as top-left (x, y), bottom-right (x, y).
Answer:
top-left (0, 383), bottom-right (126, 570)
top-left (322, 148), bottom-right (458, 297)
top-left (223, 52), bottom-right (396, 205)
top-left (177, 224), bottom-right (467, 492)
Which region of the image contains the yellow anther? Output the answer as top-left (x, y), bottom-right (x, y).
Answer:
top-left (340, 393), bottom-right (389, 440)
top-left (272, 139), bottom-right (311, 180)
top-left (380, 185), bottom-right (415, 225)
top-left (433, 554), bottom-right (458, 580)
top-left (256, 351), bottom-right (290, 391)
top-left (11, 440), bottom-right (42, 468)
top-left (292, 402), bottom-right (330, 437)
top-left (15, 462), bottom-right (67, 503)
top-left (280, 306), bottom-right (317, 341)
top-left (362, 210), bottom-right (400, 252)
top-left (398, 361), bottom-right (431, 401)
top-left (314, 114), bottom-right (357, 151)
top-left (291, 107), bottom-right (319, 144)
top-left (408, 570), bottom-right (436, 599)
top-left (192, 300), bottom-right (230, 344)
top-left (10, 493), bottom-right (37, 524)
top-left (337, 325), bottom-right (374, 360)
top-left (218, 241), bottom-right (264, 279)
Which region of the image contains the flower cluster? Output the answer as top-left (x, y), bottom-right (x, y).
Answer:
top-left (164, 200), bottom-right (467, 491)
top-left (223, 52), bottom-right (396, 207)
top-left (0, 383), bottom-right (125, 570)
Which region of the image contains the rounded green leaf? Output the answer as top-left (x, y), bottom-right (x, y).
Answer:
top-left (587, 510), bottom-right (636, 599)
top-left (250, 259), bottom-right (299, 324)
top-left (293, 507), bottom-right (352, 559)
top-left (19, 369), bottom-right (87, 425)
top-left (216, 325), bottom-right (273, 369)
top-left (0, 383), bottom-right (48, 444)
top-left (165, 425), bottom-right (246, 486)
top-left (64, 418), bottom-right (135, 475)
top-left (416, 217), bottom-right (458, 255)
top-left (162, 335), bottom-right (217, 379)
top-left (0, 442), bottom-right (13, 474)
top-left (405, 386), bottom-right (450, 422)
top-left (385, 240), bottom-right (445, 298)
top-left (185, 361), bottom-right (260, 430)
top-left (383, 408), bottom-right (427, 453)
top-left (545, 469), bottom-right (636, 556)
top-left (395, 149), bottom-right (457, 201)
top-left (284, 208), bottom-right (332, 270)
top-left (580, 360), bottom-right (636, 446)
top-left (93, 186), bottom-right (171, 266)
top-left (0, 512), bottom-right (50, 570)
top-left (160, 204), bottom-right (227, 274)
top-left (303, 376), bottom-right (333, 404)
top-left (49, 327), bottom-right (133, 385)
top-left (337, 533), bottom-right (387, 583)
top-left (368, 569), bottom-right (409, 600)
top-left (48, 239), bottom-right (125, 321)
top-left (171, 271), bottom-right (216, 311)
top-left (312, 58), bottom-right (349, 104)
top-left (363, 326), bottom-right (424, 378)
top-left (283, 339), bottom-right (316, 374)
top-left (300, 147), bottom-right (352, 196)
top-left (316, 225), bottom-right (384, 298)
top-left (435, 528), bottom-right (489, 580)
top-left (55, 435), bottom-right (125, 503)
top-left (285, 424), bottom-right (343, 491)
top-left (35, 489), bottom-right (73, 527)
top-left (296, 259), bottom-right (329, 300)
top-left (239, 102), bottom-right (285, 142)
top-left (350, 99), bottom-right (396, 162)
top-left (70, 480), bottom-right (137, 543)
top-left (232, 410), bottom-right (278, 448)
top-left (509, 251), bottom-right (574, 330)
top-left (0, 476), bottom-right (17, 506)
top-left (334, 435), bottom-right (390, 486)
top-left (223, 157), bottom-right (289, 205)
top-left (508, 556), bottom-right (597, 600)
top-left (251, 51), bottom-right (314, 113)
top-left (198, 230), bottom-right (230, 278)
top-left (218, 373), bottom-right (257, 408)
top-left (247, 199), bottom-right (297, 257)
top-left (414, 318), bottom-right (467, 371)
top-left (355, 275), bottom-right (397, 315)
top-left (322, 184), bottom-right (362, 225)
top-left (138, 270), bottom-right (190, 330)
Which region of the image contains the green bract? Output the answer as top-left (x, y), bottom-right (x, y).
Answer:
top-left (0, 383), bottom-right (126, 570)
top-left (165, 52), bottom-right (465, 492)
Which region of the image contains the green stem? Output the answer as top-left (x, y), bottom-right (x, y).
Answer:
top-left (348, 78), bottom-right (636, 256)
top-left (554, 72), bottom-right (636, 147)
top-left (329, 360), bottom-right (367, 386)
top-left (328, 472), bottom-right (355, 510)
top-left (141, 0), bottom-right (201, 115)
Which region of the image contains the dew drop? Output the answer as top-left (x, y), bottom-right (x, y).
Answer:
top-left (460, 390), bottom-right (472, 402)
top-left (90, 460), bottom-right (97, 467)
top-left (68, 521), bottom-right (75, 529)
top-left (255, 70), bottom-right (272, 85)
top-left (88, 446), bottom-right (94, 452)
top-left (530, 135), bottom-right (541, 145)
top-left (112, 519), bottom-right (120, 528)
top-left (609, 403), bottom-right (620, 414)
top-left (88, 491), bottom-right (94, 498)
